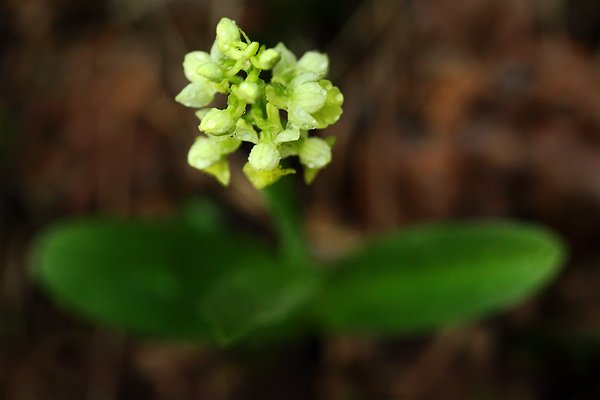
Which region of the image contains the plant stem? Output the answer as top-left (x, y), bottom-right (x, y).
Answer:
top-left (263, 178), bottom-right (309, 267)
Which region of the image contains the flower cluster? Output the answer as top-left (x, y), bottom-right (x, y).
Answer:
top-left (175, 18), bottom-right (343, 189)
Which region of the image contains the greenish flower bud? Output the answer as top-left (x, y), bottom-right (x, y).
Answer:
top-left (175, 82), bottom-right (216, 108)
top-left (255, 48), bottom-right (281, 70)
top-left (216, 18), bottom-right (240, 49)
top-left (292, 80), bottom-right (327, 113)
top-left (234, 81), bottom-right (260, 103)
top-left (299, 137), bottom-right (332, 169)
top-left (188, 137), bottom-right (221, 170)
top-left (183, 51), bottom-right (211, 82)
top-left (248, 142), bottom-right (280, 170)
top-left (187, 135), bottom-right (238, 186)
top-left (297, 51), bottom-right (329, 78)
top-left (197, 61), bottom-right (222, 81)
top-left (199, 108), bottom-right (235, 135)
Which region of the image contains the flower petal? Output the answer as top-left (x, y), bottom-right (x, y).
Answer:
top-left (299, 137), bottom-right (332, 169)
top-left (297, 51), bottom-right (329, 78)
top-left (312, 80), bottom-right (344, 129)
top-left (272, 43), bottom-right (298, 82)
top-left (187, 137), bottom-right (221, 170)
top-left (175, 81), bottom-right (216, 108)
top-left (214, 136), bottom-right (241, 155)
top-left (288, 106), bottom-right (318, 130)
top-left (275, 126), bottom-right (300, 143)
top-left (183, 51), bottom-right (211, 82)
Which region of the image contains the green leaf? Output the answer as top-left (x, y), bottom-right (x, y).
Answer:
top-left (200, 265), bottom-right (321, 345)
top-left (317, 221), bottom-right (566, 335)
top-left (32, 219), bottom-right (277, 340)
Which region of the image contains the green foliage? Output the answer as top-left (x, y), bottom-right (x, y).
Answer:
top-left (33, 218), bottom-right (306, 341)
top-left (200, 265), bottom-right (320, 345)
top-left (33, 212), bottom-right (566, 345)
top-left (316, 222), bottom-right (566, 334)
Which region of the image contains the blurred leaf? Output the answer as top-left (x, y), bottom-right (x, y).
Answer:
top-left (33, 219), bottom-right (278, 340)
top-left (317, 221), bottom-right (566, 334)
top-left (200, 265), bottom-right (321, 345)
top-left (177, 197), bottom-right (226, 234)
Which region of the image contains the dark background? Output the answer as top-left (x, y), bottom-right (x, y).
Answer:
top-left (1, 0), bottom-right (599, 398)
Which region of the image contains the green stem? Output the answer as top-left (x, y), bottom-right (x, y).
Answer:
top-left (263, 178), bottom-right (309, 267)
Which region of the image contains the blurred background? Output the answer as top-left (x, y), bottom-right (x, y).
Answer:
top-left (1, 0), bottom-right (599, 398)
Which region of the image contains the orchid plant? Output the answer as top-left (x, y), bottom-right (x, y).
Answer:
top-left (176, 18), bottom-right (343, 189)
top-left (32, 18), bottom-right (566, 346)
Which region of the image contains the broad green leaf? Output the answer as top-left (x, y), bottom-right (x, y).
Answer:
top-left (200, 265), bottom-right (321, 345)
top-left (33, 219), bottom-right (276, 340)
top-left (317, 221), bottom-right (566, 334)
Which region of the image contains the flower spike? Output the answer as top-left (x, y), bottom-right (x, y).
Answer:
top-left (175, 17), bottom-right (344, 189)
